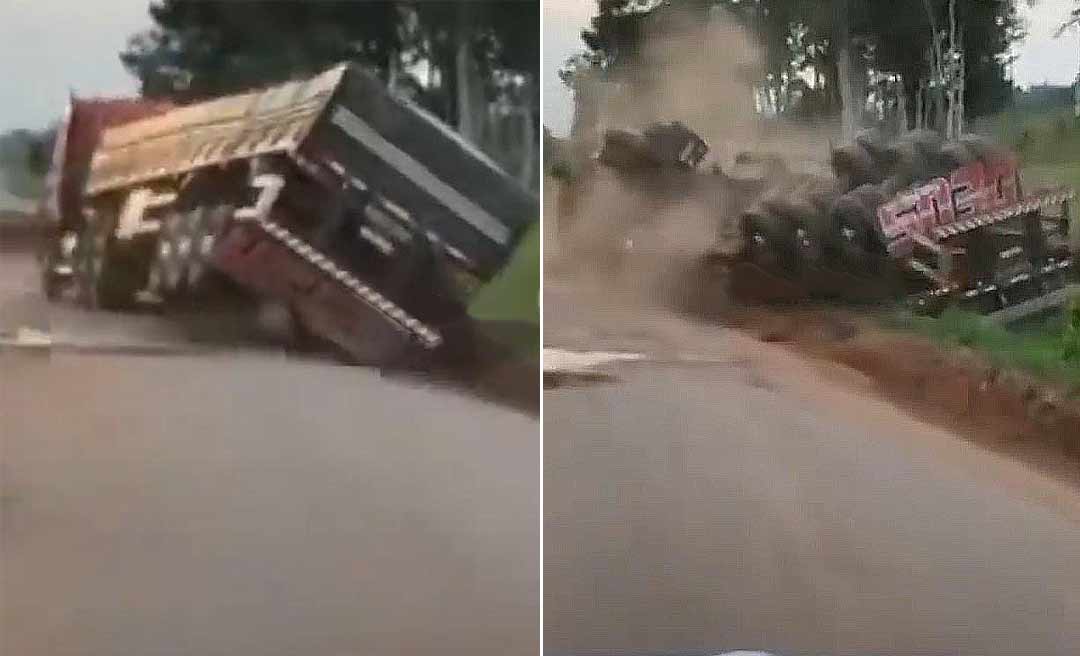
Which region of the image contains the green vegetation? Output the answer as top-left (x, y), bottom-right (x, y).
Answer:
top-left (122, 1), bottom-right (538, 132)
top-left (1064, 299), bottom-right (1080, 362)
top-left (888, 305), bottom-right (1080, 392)
top-left (999, 101), bottom-right (1080, 199)
top-left (978, 102), bottom-right (1080, 168)
top-left (0, 128), bottom-right (52, 201)
top-left (467, 221), bottom-right (540, 358)
top-left (122, 1), bottom-right (540, 190)
top-left (568, 1), bottom-right (1020, 127)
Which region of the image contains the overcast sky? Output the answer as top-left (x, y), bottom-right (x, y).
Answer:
top-left (544, 0), bottom-right (1080, 137)
top-left (0, 0), bottom-right (151, 133)
top-left (0, 0), bottom-right (1077, 136)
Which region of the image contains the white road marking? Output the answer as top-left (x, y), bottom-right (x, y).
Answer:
top-left (543, 348), bottom-right (646, 373)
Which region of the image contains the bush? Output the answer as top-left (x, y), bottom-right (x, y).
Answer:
top-left (1063, 299), bottom-right (1080, 362)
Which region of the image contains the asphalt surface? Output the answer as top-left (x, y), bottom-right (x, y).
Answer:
top-left (1, 252), bottom-right (540, 656)
top-left (544, 281), bottom-right (1080, 655)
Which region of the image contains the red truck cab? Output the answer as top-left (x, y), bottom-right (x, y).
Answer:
top-left (39, 96), bottom-right (171, 296)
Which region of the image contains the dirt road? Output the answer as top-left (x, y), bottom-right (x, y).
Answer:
top-left (1, 253), bottom-right (540, 656)
top-left (545, 279), bottom-right (1080, 654)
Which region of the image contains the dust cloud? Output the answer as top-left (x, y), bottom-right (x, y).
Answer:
top-left (547, 5), bottom-right (823, 310)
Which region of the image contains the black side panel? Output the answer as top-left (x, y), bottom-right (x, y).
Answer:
top-left (306, 65), bottom-right (538, 279)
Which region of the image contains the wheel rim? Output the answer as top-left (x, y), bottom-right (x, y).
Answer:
top-left (793, 223), bottom-right (824, 269)
top-left (746, 224), bottom-right (775, 269)
top-left (836, 218), bottom-right (871, 271)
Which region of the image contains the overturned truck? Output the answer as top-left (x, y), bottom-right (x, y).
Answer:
top-left (594, 123), bottom-right (1076, 321)
top-left (40, 63), bottom-right (537, 364)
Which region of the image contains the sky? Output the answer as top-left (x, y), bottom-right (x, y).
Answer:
top-left (543, 0), bottom-right (1080, 137)
top-left (0, 0), bottom-right (151, 134)
top-left (0, 0), bottom-right (1076, 137)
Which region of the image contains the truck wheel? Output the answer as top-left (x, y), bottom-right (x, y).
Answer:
top-left (42, 271), bottom-right (63, 301)
top-left (73, 215), bottom-right (141, 310)
top-left (789, 215), bottom-right (826, 274)
top-left (40, 237), bottom-right (71, 302)
top-left (887, 130), bottom-right (945, 182)
top-left (182, 207), bottom-right (210, 292)
top-left (831, 195), bottom-right (878, 275)
top-left (742, 211), bottom-right (781, 272)
top-left (74, 222), bottom-right (103, 307)
top-left (958, 135), bottom-right (1011, 166)
top-left (185, 204), bottom-right (232, 293)
top-left (831, 142), bottom-right (878, 190)
top-left (938, 141), bottom-right (977, 170)
top-left (157, 210), bottom-right (187, 298)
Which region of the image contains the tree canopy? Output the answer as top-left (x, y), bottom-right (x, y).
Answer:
top-left (120, 0), bottom-right (540, 187)
top-left (121, 1), bottom-right (537, 122)
top-left (566, 0), bottom-right (1024, 132)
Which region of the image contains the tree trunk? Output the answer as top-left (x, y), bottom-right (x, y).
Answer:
top-left (824, 50), bottom-right (842, 115)
top-left (387, 49), bottom-right (399, 92)
top-left (896, 78), bottom-right (908, 135)
top-left (833, 0), bottom-right (860, 141)
top-left (915, 80), bottom-right (923, 129)
top-left (519, 74), bottom-right (537, 191)
top-left (454, 3), bottom-right (484, 146)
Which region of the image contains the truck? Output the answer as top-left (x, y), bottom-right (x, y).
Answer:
top-left (38, 62), bottom-right (538, 365)
top-left (588, 123), bottom-right (1075, 321)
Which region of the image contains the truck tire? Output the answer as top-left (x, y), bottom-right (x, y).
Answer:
top-left (156, 210), bottom-right (187, 298)
top-left (938, 141), bottom-right (978, 171)
top-left (742, 210), bottom-right (781, 272)
top-left (830, 142), bottom-right (878, 190)
top-left (182, 207), bottom-right (210, 292)
top-left (831, 189), bottom-right (882, 274)
top-left (887, 130), bottom-right (946, 183)
top-left (185, 204), bottom-right (233, 294)
top-left (73, 214), bottom-right (141, 310)
top-left (768, 180), bottom-right (830, 274)
top-left (854, 130), bottom-right (890, 166)
top-left (958, 135), bottom-right (1011, 165)
top-left (42, 269), bottom-right (63, 301)
top-left (786, 213), bottom-right (826, 274)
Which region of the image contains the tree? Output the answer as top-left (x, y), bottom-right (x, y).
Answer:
top-left (120, 1), bottom-right (540, 189)
top-left (566, 0), bottom-right (1022, 137)
top-left (1055, 2), bottom-right (1080, 116)
top-left (1056, 4), bottom-right (1080, 36)
top-left (120, 1), bottom-right (404, 101)
top-left (0, 128), bottom-right (55, 200)
top-left (408, 2), bottom-right (539, 166)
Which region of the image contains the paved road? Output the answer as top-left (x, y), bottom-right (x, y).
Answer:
top-left (544, 283), bottom-right (1080, 655)
top-left (1, 253), bottom-right (540, 656)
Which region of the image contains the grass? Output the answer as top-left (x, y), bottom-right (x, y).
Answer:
top-left (979, 105), bottom-right (1080, 161)
top-left (886, 306), bottom-right (1080, 393)
top-left (466, 220), bottom-right (540, 358)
